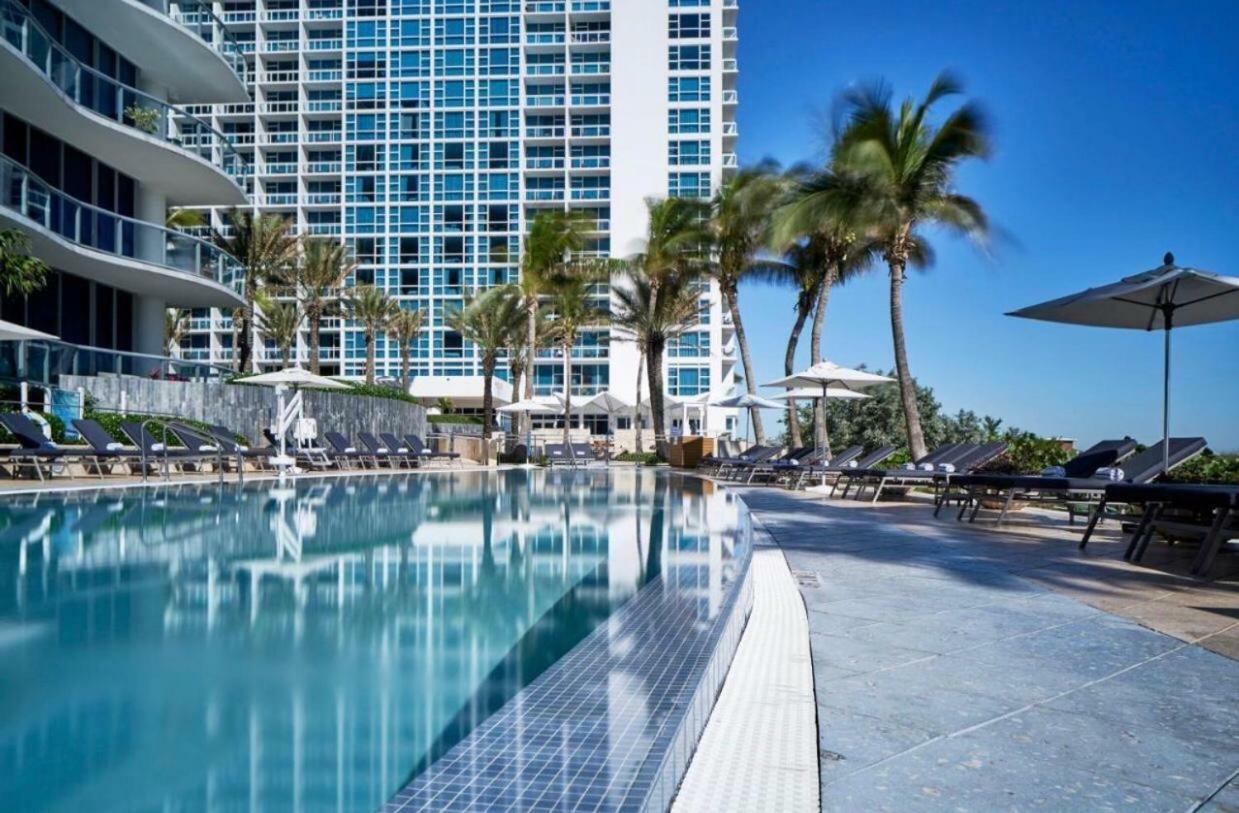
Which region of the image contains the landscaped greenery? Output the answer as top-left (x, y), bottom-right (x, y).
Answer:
top-left (1160, 452), bottom-right (1239, 485)
top-left (615, 451), bottom-right (663, 466)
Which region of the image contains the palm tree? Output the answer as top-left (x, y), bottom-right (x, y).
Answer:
top-left (165, 208), bottom-right (206, 231)
top-left (256, 296), bottom-right (302, 367)
top-left (387, 307), bottom-right (424, 391)
top-left (346, 285), bottom-right (399, 385)
top-left (446, 286), bottom-right (525, 459)
top-left (543, 270), bottom-right (609, 446)
top-left (164, 308), bottom-right (190, 356)
top-left (779, 241), bottom-right (824, 447)
top-left (627, 197), bottom-right (709, 455)
top-left (612, 266), bottom-right (700, 459)
top-left (214, 210), bottom-right (298, 373)
top-left (706, 165), bottom-right (786, 445)
top-left (518, 210), bottom-right (593, 435)
top-left (297, 238), bottom-right (356, 374)
top-left (0, 229), bottom-right (49, 298)
top-left (829, 73), bottom-right (991, 459)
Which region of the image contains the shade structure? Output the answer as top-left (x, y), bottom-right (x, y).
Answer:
top-left (235, 367), bottom-right (352, 390)
top-left (763, 361), bottom-right (894, 392)
top-left (709, 392), bottom-right (787, 411)
top-left (0, 320), bottom-right (57, 342)
top-left (497, 398), bottom-right (557, 415)
top-left (585, 391), bottom-right (634, 415)
top-left (1008, 253), bottom-right (1239, 468)
top-left (769, 387), bottom-right (871, 402)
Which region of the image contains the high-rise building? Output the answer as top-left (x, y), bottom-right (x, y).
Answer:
top-left (0, 0), bottom-right (249, 378)
top-left (181, 0), bottom-right (740, 435)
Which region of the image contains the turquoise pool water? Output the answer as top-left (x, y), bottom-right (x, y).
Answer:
top-left (0, 469), bottom-right (746, 812)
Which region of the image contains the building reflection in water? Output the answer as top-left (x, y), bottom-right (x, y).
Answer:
top-left (0, 469), bottom-right (745, 813)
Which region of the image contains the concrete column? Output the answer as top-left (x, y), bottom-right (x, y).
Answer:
top-left (136, 187), bottom-right (167, 267)
top-left (134, 295), bottom-right (168, 375)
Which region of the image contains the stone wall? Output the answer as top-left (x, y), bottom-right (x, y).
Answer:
top-left (60, 374), bottom-right (427, 444)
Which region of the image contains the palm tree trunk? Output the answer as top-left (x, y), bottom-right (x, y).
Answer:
top-left (784, 304), bottom-right (810, 447)
top-left (647, 340), bottom-right (667, 459)
top-left (723, 287), bottom-right (764, 445)
top-left (889, 261), bottom-right (926, 460)
top-left (401, 350), bottom-right (411, 392)
top-left (365, 329), bottom-right (375, 385)
top-left (281, 346), bottom-right (291, 367)
top-left (481, 357), bottom-right (494, 465)
top-left (634, 350), bottom-right (645, 454)
top-left (308, 309), bottom-right (321, 374)
top-left (810, 265), bottom-right (835, 455)
top-left (561, 340), bottom-right (573, 447)
top-left (523, 298), bottom-right (537, 439)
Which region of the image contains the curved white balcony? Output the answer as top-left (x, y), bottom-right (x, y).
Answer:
top-left (0, 0), bottom-right (247, 205)
top-left (1, 156), bottom-right (245, 309)
top-left (48, 0), bottom-right (249, 103)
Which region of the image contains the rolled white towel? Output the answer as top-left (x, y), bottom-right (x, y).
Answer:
top-left (237, 445), bottom-right (249, 452)
top-left (1093, 467), bottom-right (1125, 482)
top-left (200, 444), bottom-right (218, 452)
top-left (918, 463), bottom-right (935, 471)
top-left (398, 447), bottom-right (409, 453)
top-left (937, 463), bottom-right (956, 473)
top-left (903, 462), bottom-right (916, 470)
top-left (846, 460), bottom-right (859, 468)
top-left (1041, 466), bottom-right (1066, 477)
top-left (377, 447), bottom-right (389, 453)
top-left (106, 442), bottom-right (124, 451)
top-left (150, 443), bottom-right (165, 452)
top-left (344, 447), bottom-right (357, 453)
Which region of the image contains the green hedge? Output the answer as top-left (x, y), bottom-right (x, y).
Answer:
top-left (615, 451), bottom-right (663, 466)
top-left (0, 411), bottom-right (75, 445)
top-left (1161, 452), bottom-right (1239, 485)
top-left (81, 411), bottom-right (232, 447)
top-left (429, 414), bottom-right (482, 425)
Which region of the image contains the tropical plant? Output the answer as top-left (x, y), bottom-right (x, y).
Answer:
top-left (255, 296), bottom-right (302, 367)
top-left (296, 238), bottom-right (356, 374)
top-left (387, 307), bottom-right (424, 391)
top-left (164, 308), bottom-right (190, 355)
top-left (0, 229), bottom-right (49, 298)
top-left (707, 165), bottom-right (787, 445)
top-left (345, 285), bottom-right (399, 385)
top-left (613, 266), bottom-right (701, 458)
top-left (124, 104), bottom-right (161, 134)
top-left (518, 210), bottom-right (594, 436)
top-left (165, 209), bottom-right (206, 231)
top-left (627, 197), bottom-right (709, 457)
top-left (446, 286), bottom-right (526, 458)
top-left (543, 269), bottom-right (610, 446)
top-left (828, 73), bottom-right (992, 459)
top-left (214, 210), bottom-right (299, 373)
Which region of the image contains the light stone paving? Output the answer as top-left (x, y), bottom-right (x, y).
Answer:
top-left (673, 542), bottom-right (820, 813)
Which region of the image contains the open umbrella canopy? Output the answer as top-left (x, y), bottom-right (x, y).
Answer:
top-left (498, 398), bottom-right (557, 414)
top-left (235, 367), bottom-right (352, 390)
top-left (584, 391), bottom-right (633, 414)
top-left (763, 361), bottom-right (894, 391)
top-left (1007, 253), bottom-right (1239, 469)
top-left (0, 320), bottom-right (57, 342)
top-left (1007, 254), bottom-right (1239, 329)
top-left (709, 392), bottom-right (787, 410)
top-left (770, 387), bottom-right (870, 402)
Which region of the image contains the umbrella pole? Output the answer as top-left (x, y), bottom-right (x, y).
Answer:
top-left (1163, 326), bottom-right (1171, 472)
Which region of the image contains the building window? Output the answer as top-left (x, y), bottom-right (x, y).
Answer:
top-left (668, 44), bottom-right (710, 71)
top-left (669, 13), bottom-right (711, 39)
top-left (668, 367), bottom-right (711, 397)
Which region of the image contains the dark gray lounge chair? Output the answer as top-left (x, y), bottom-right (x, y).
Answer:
top-left (121, 421), bottom-right (213, 474)
top-left (72, 417), bottom-right (150, 477)
top-left (381, 432), bottom-right (423, 468)
top-left (850, 442), bottom-right (1009, 505)
top-left (0, 413), bottom-right (77, 480)
top-left (835, 443), bottom-right (975, 500)
top-left (323, 431), bottom-right (376, 468)
top-left (1097, 483), bottom-right (1238, 576)
top-left (785, 445), bottom-right (868, 490)
top-left (404, 434), bottom-right (460, 465)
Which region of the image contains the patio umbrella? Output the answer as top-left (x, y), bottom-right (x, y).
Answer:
top-left (769, 387), bottom-right (871, 403)
top-left (763, 362), bottom-right (894, 451)
top-left (498, 398), bottom-right (557, 458)
top-left (709, 392), bottom-right (787, 444)
top-left (234, 367), bottom-right (351, 472)
top-left (1008, 252), bottom-right (1239, 469)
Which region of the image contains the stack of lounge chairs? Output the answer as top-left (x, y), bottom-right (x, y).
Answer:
top-left (834, 442), bottom-right (1010, 503)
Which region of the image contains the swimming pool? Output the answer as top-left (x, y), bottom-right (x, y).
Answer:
top-left (0, 469), bottom-right (750, 812)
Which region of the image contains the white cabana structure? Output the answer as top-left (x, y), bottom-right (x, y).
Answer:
top-left (1009, 253), bottom-right (1239, 469)
top-left (408, 376), bottom-right (514, 410)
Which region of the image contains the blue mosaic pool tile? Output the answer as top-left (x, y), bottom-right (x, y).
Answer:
top-left (384, 524), bottom-right (755, 812)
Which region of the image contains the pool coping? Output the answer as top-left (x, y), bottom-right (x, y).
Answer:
top-left (382, 473), bottom-right (758, 812)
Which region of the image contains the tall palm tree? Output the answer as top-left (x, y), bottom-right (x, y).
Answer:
top-left (779, 241), bottom-right (824, 447)
top-left (612, 266), bottom-right (700, 459)
top-left (519, 210), bottom-right (593, 435)
top-left (297, 238), bottom-right (356, 374)
top-left (446, 286), bottom-right (525, 460)
top-left (627, 197), bottom-right (709, 455)
top-left (386, 307), bottom-right (424, 391)
top-left (346, 285), bottom-right (399, 385)
top-left (707, 165), bottom-right (786, 445)
top-left (256, 297), bottom-right (302, 367)
top-left (829, 73), bottom-right (991, 459)
top-left (214, 210), bottom-right (298, 373)
top-left (543, 271), bottom-right (609, 446)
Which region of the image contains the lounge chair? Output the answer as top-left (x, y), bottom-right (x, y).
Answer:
top-left (72, 418), bottom-right (151, 477)
top-left (729, 446), bottom-right (818, 484)
top-left (945, 439), bottom-right (1138, 521)
top-left (850, 442), bottom-right (1009, 505)
top-left (203, 424), bottom-right (272, 469)
top-left (0, 413), bottom-right (78, 481)
top-left (380, 432), bottom-right (423, 469)
top-left (120, 421), bottom-right (214, 475)
top-left (322, 431), bottom-right (376, 468)
top-left (545, 443), bottom-right (574, 467)
top-left (404, 434), bottom-right (460, 465)
top-left (962, 437), bottom-right (1207, 528)
top-left (1092, 483), bottom-right (1237, 577)
top-left (786, 444), bottom-right (872, 490)
top-left (715, 445), bottom-right (781, 479)
top-left (358, 431), bottom-right (413, 469)
top-left (698, 442), bottom-right (758, 473)
top-left (834, 443), bottom-right (974, 500)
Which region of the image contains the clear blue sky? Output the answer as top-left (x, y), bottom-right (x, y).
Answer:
top-left (733, 0), bottom-right (1239, 451)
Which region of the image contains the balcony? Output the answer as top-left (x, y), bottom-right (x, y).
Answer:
top-left (0, 155), bottom-right (245, 308)
top-left (51, 0), bottom-right (249, 103)
top-left (0, 0), bottom-right (247, 205)
top-left (1, 340), bottom-right (233, 386)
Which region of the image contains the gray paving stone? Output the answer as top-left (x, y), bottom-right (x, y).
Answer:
top-left (1200, 777), bottom-right (1239, 812)
top-left (810, 631), bottom-right (937, 673)
top-left (817, 707), bottom-right (936, 782)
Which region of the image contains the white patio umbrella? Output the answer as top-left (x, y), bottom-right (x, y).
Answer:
top-left (498, 398), bottom-right (557, 458)
top-left (763, 362), bottom-right (894, 451)
top-left (234, 367), bottom-right (351, 472)
top-left (769, 387), bottom-right (871, 403)
top-left (0, 320), bottom-right (57, 342)
top-left (1008, 253), bottom-right (1239, 469)
top-left (709, 391), bottom-right (787, 444)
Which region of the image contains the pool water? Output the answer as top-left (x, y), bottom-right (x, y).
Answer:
top-left (0, 469), bottom-right (746, 812)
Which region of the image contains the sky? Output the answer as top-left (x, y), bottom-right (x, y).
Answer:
top-left (731, 0), bottom-right (1239, 451)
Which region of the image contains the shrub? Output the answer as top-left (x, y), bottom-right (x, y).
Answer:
top-left (976, 432), bottom-right (1072, 475)
top-left (82, 411), bottom-right (224, 447)
top-left (615, 451), bottom-right (663, 466)
top-left (1161, 452), bottom-right (1239, 485)
top-left (429, 414), bottom-right (482, 425)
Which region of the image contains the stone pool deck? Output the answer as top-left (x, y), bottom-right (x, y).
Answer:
top-left (734, 487), bottom-right (1239, 812)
